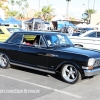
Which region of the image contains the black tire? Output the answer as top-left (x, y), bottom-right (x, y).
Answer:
top-left (0, 54), bottom-right (10, 69)
top-left (61, 64), bottom-right (81, 84)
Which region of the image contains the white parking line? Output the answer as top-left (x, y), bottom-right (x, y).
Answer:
top-left (0, 74), bottom-right (82, 99)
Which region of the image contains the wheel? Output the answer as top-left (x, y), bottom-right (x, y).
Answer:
top-left (61, 64), bottom-right (81, 84)
top-left (0, 54), bottom-right (10, 69)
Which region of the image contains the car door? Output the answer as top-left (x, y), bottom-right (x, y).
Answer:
top-left (17, 34), bottom-right (48, 69)
top-left (2, 33), bottom-right (23, 62)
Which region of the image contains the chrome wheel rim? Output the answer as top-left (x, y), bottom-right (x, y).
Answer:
top-left (62, 64), bottom-right (78, 82)
top-left (0, 54), bottom-right (8, 67)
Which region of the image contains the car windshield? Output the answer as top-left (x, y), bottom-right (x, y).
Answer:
top-left (44, 34), bottom-right (74, 47)
top-left (7, 28), bottom-right (24, 34)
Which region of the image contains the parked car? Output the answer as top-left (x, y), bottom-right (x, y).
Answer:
top-left (0, 26), bottom-right (24, 42)
top-left (80, 30), bottom-right (100, 37)
top-left (68, 30), bottom-right (100, 50)
top-left (0, 31), bottom-right (100, 84)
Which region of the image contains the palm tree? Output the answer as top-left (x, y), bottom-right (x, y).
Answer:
top-left (38, 0), bottom-right (40, 11)
top-left (16, 1), bottom-right (22, 12)
top-left (85, 9), bottom-right (96, 18)
top-left (3, 6), bottom-right (9, 18)
top-left (10, 0), bottom-right (15, 11)
top-left (17, 13), bottom-right (25, 19)
top-left (34, 11), bottom-right (42, 18)
top-left (42, 5), bottom-right (54, 21)
top-left (0, 2), bottom-right (3, 8)
top-left (66, 0), bottom-right (71, 20)
top-left (85, 9), bottom-right (96, 23)
top-left (24, 2), bottom-right (29, 9)
top-left (7, 10), bottom-right (18, 17)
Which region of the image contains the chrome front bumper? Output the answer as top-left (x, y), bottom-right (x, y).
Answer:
top-left (84, 68), bottom-right (100, 76)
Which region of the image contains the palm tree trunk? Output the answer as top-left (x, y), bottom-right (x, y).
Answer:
top-left (47, 0), bottom-right (49, 6)
top-left (66, 1), bottom-right (69, 20)
top-left (88, 0), bottom-right (90, 11)
top-left (38, 0), bottom-right (40, 11)
top-left (93, 0), bottom-right (95, 10)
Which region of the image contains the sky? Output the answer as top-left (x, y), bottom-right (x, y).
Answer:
top-left (27, 0), bottom-right (100, 19)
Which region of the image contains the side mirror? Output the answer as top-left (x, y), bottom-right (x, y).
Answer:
top-left (74, 44), bottom-right (83, 47)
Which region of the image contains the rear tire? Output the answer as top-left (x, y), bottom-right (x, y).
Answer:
top-left (0, 54), bottom-right (10, 69)
top-left (61, 64), bottom-right (81, 84)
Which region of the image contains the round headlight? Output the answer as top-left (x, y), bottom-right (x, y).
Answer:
top-left (88, 58), bottom-right (95, 66)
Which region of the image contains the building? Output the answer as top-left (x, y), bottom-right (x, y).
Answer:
top-left (25, 9), bottom-right (37, 18)
top-left (91, 13), bottom-right (100, 25)
top-left (90, 13), bottom-right (100, 29)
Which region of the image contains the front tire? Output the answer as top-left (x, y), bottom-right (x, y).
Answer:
top-left (61, 64), bottom-right (81, 84)
top-left (0, 54), bottom-right (10, 69)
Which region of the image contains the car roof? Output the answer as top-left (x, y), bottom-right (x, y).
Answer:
top-left (0, 26), bottom-right (20, 28)
top-left (14, 31), bottom-right (63, 35)
top-left (80, 30), bottom-right (100, 37)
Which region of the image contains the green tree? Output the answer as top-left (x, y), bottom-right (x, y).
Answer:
top-left (0, 2), bottom-right (3, 8)
top-left (17, 13), bottom-right (25, 19)
top-left (3, 6), bottom-right (9, 18)
top-left (0, 2), bottom-right (9, 18)
top-left (41, 5), bottom-right (54, 21)
top-left (66, 0), bottom-right (71, 20)
top-left (34, 11), bottom-right (42, 18)
top-left (85, 9), bottom-right (96, 19)
top-left (7, 10), bottom-right (18, 17)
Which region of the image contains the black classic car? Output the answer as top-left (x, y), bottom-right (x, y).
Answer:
top-left (0, 31), bottom-right (100, 84)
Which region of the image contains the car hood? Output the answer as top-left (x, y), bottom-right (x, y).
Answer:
top-left (57, 47), bottom-right (100, 58)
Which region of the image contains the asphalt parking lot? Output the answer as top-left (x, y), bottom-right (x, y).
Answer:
top-left (0, 66), bottom-right (100, 100)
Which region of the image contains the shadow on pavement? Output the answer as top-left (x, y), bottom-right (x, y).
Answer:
top-left (11, 65), bottom-right (64, 82)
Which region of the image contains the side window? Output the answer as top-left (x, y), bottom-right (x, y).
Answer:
top-left (23, 34), bottom-right (46, 47)
top-left (85, 32), bottom-right (96, 37)
top-left (97, 32), bottom-right (100, 38)
top-left (9, 34), bottom-right (23, 44)
top-left (0, 29), bottom-right (4, 34)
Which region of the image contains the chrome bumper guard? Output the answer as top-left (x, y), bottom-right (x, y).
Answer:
top-left (84, 67), bottom-right (100, 76)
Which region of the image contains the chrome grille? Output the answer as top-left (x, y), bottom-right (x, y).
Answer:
top-left (94, 59), bottom-right (100, 67)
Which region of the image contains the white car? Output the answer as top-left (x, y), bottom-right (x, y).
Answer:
top-left (79, 30), bottom-right (100, 38)
top-left (68, 30), bottom-right (100, 50)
